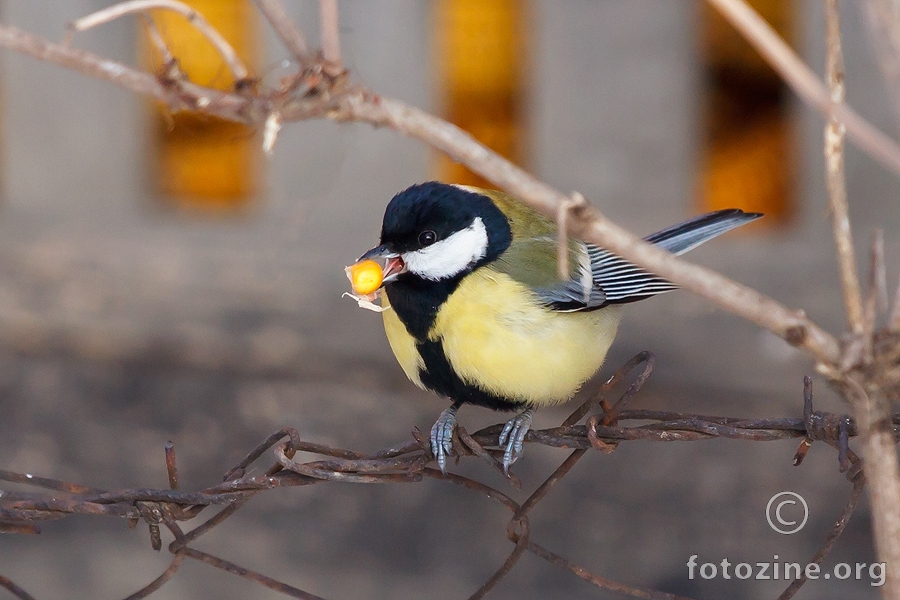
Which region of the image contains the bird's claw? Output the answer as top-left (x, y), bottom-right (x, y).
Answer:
top-left (498, 409), bottom-right (533, 474)
top-left (430, 405), bottom-right (459, 474)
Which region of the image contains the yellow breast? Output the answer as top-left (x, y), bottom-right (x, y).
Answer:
top-left (381, 292), bottom-right (425, 388)
top-left (382, 269), bottom-right (621, 406)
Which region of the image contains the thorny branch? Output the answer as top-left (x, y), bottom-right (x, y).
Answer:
top-left (0, 355), bottom-right (878, 600)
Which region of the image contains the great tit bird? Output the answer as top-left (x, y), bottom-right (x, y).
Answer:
top-left (356, 182), bottom-right (761, 473)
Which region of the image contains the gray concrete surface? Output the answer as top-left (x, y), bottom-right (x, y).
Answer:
top-left (0, 1), bottom-right (895, 599)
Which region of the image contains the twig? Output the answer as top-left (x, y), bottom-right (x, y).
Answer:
top-left (68, 0), bottom-right (250, 83)
top-left (252, 0), bottom-right (309, 61)
top-left (874, 229), bottom-right (889, 312)
top-left (706, 0), bottom-right (900, 180)
top-left (318, 0), bottom-right (342, 76)
top-left (863, 230), bottom-right (884, 362)
top-left (555, 193), bottom-right (587, 280)
top-left (824, 0), bottom-right (864, 334)
top-left (0, 24), bottom-right (262, 121)
top-left (138, 13), bottom-right (182, 81)
top-left (889, 271), bottom-right (900, 331)
top-left (860, 0), bottom-right (900, 129)
top-left (840, 228), bottom-right (900, 598)
top-left (263, 111), bottom-right (282, 154)
top-left (840, 375), bottom-right (900, 598)
top-left (0, 575), bottom-right (36, 600)
top-left (0, 17), bottom-right (847, 366)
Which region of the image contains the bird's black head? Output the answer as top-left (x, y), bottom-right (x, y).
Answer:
top-left (368, 182), bottom-right (512, 282)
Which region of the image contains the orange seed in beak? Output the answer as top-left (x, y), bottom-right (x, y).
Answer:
top-left (348, 259), bottom-right (384, 295)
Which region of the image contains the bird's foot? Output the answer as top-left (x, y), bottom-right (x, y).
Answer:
top-left (498, 409), bottom-right (533, 474)
top-left (430, 404), bottom-right (459, 474)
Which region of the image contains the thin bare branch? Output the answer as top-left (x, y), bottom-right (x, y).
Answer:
top-left (335, 93), bottom-right (843, 365)
top-left (0, 24), bottom-right (263, 121)
top-left (863, 231), bottom-right (881, 364)
top-left (707, 0), bottom-right (900, 180)
top-left (861, 0), bottom-right (900, 129)
top-left (889, 272), bottom-right (900, 331)
top-left (824, 0), bottom-right (864, 334)
top-left (1, 17), bottom-right (844, 366)
top-left (0, 575), bottom-right (36, 600)
top-left (555, 193), bottom-right (587, 280)
top-left (69, 0), bottom-right (250, 82)
top-left (252, 0), bottom-right (309, 61)
top-left (138, 13), bottom-right (181, 80)
top-left (263, 111), bottom-right (282, 154)
top-left (872, 228), bottom-right (888, 313)
top-left (318, 0), bottom-right (342, 76)
top-left (841, 375), bottom-right (900, 599)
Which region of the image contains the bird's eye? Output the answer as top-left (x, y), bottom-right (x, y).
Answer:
top-left (418, 230), bottom-right (437, 246)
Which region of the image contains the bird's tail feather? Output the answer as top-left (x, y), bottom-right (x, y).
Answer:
top-left (644, 209), bottom-right (762, 256)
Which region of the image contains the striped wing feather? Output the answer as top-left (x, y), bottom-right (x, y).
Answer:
top-left (475, 189), bottom-right (761, 312)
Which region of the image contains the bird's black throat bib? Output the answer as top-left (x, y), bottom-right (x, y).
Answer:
top-left (385, 276), bottom-right (524, 412)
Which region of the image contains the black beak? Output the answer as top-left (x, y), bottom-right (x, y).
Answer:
top-left (358, 245), bottom-right (407, 283)
top-left (358, 245), bottom-right (396, 261)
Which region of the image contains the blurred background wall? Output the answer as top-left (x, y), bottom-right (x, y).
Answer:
top-left (0, 1), bottom-right (896, 599)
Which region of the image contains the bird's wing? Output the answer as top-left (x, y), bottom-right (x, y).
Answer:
top-left (476, 189), bottom-right (605, 311)
top-left (490, 235), bottom-right (606, 311)
top-left (588, 208), bottom-right (761, 305)
top-left (476, 189), bottom-right (761, 311)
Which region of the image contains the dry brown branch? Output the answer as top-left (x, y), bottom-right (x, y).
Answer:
top-left (0, 18), bottom-right (845, 366)
top-left (889, 271), bottom-right (900, 331)
top-left (0, 574), bottom-right (37, 600)
top-left (824, 0), bottom-right (864, 334)
top-left (69, 0), bottom-right (250, 81)
top-left (318, 0), bottom-right (342, 76)
top-left (555, 192), bottom-right (587, 280)
top-left (707, 2), bottom-right (900, 593)
top-left (138, 13), bottom-right (179, 78)
top-left (0, 355), bottom-right (880, 600)
top-left (838, 229), bottom-right (900, 599)
top-left (707, 0), bottom-right (900, 179)
top-left (861, 0), bottom-right (900, 129)
top-left (252, 0), bottom-right (309, 61)
top-left (68, 0), bottom-right (250, 82)
top-left (0, 24), bottom-right (260, 120)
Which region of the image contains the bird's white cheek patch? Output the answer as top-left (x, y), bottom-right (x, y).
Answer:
top-left (403, 217), bottom-right (489, 281)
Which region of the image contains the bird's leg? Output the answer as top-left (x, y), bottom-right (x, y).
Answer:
top-left (498, 408), bottom-right (533, 474)
top-left (430, 402), bottom-right (461, 474)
